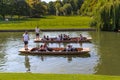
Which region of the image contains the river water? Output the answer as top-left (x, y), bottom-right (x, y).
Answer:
top-left (0, 31), bottom-right (120, 76)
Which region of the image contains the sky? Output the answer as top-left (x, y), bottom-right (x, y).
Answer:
top-left (42, 0), bottom-right (56, 3)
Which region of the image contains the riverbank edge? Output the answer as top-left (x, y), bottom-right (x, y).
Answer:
top-left (0, 73), bottom-right (120, 80)
top-left (0, 28), bottom-right (96, 32)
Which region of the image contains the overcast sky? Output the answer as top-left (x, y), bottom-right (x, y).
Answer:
top-left (42, 0), bottom-right (56, 3)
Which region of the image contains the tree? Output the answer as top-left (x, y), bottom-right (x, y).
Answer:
top-left (17, 0), bottom-right (30, 17)
top-left (70, 0), bottom-right (83, 15)
top-left (0, 0), bottom-right (8, 19)
top-left (55, 0), bottom-right (62, 16)
top-left (90, 0), bottom-right (120, 31)
top-left (26, 0), bottom-right (47, 17)
top-left (80, 0), bottom-right (99, 16)
top-left (62, 3), bottom-right (72, 15)
top-left (32, 2), bottom-right (47, 17)
top-left (48, 1), bottom-right (56, 15)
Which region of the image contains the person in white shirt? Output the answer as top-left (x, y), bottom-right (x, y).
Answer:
top-left (23, 31), bottom-right (29, 50)
top-left (35, 26), bottom-right (40, 40)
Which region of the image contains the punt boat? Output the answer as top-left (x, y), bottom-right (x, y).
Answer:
top-left (34, 37), bottom-right (92, 43)
top-left (19, 47), bottom-right (90, 55)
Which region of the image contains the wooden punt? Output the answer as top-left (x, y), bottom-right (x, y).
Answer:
top-left (19, 47), bottom-right (90, 55)
top-left (34, 37), bottom-right (92, 43)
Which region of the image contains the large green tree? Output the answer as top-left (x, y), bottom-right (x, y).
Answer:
top-left (89, 0), bottom-right (120, 31)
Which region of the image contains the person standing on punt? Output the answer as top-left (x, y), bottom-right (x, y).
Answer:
top-left (35, 26), bottom-right (40, 40)
top-left (23, 31), bottom-right (29, 50)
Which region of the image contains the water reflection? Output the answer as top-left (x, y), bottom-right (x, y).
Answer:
top-left (24, 55), bottom-right (30, 72)
top-left (28, 54), bottom-right (91, 62)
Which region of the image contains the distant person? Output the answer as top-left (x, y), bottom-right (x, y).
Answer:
top-left (80, 34), bottom-right (84, 40)
top-left (35, 26), bottom-right (40, 40)
top-left (23, 31), bottom-right (29, 50)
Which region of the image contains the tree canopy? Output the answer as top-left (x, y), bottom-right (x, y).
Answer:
top-left (0, 0), bottom-right (84, 19)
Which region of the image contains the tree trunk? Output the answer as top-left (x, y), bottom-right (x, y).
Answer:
top-left (2, 14), bottom-right (5, 20)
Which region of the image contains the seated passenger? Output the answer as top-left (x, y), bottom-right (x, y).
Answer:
top-left (46, 35), bottom-right (50, 40)
top-left (79, 34), bottom-right (87, 40)
top-left (43, 43), bottom-right (48, 50)
top-left (67, 35), bottom-right (70, 40)
top-left (38, 45), bottom-right (46, 51)
top-left (66, 45), bottom-right (73, 51)
top-left (56, 36), bottom-right (60, 41)
top-left (42, 35), bottom-right (47, 41)
top-left (43, 43), bottom-right (53, 51)
top-left (60, 34), bottom-right (63, 41)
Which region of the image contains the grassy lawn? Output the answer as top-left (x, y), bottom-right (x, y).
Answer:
top-left (0, 73), bottom-right (120, 80)
top-left (0, 16), bottom-right (91, 30)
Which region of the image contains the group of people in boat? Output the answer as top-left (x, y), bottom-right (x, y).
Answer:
top-left (58, 34), bottom-right (70, 41)
top-left (40, 34), bottom-right (87, 41)
top-left (22, 26), bottom-right (85, 50)
top-left (41, 34), bottom-right (70, 41)
top-left (30, 44), bottom-right (78, 52)
top-left (30, 43), bottom-right (52, 52)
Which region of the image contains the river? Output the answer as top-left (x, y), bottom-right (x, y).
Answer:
top-left (0, 31), bottom-right (120, 76)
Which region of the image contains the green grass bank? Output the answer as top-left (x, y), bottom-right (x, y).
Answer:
top-left (0, 16), bottom-right (91, 30)
top-left (0, 73), bottom-right (120, 80)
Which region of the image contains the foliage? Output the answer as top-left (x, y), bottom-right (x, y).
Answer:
top-left (80, 0), bottom-right (100, 16)
top-left (26, 0), bottom-right (47, 17)
top-left (81, 0), bottom-right (120, 31)
top-left (62, 3), bottom-right (72, 15)
top-left (91, 0), bottom-right (120, 31)
top-left (53, 0), bottom-right (83, 16)
top-left (48, 1), bottom-right (56, 15)
top-left (0, 0), bottom-right (47, 19)
top-left (0, 0), bottom-right (84, 18)
top-left (31, 2), bottom-right (47, 17)
top-left (55, 0), bottom-right (62, 16)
